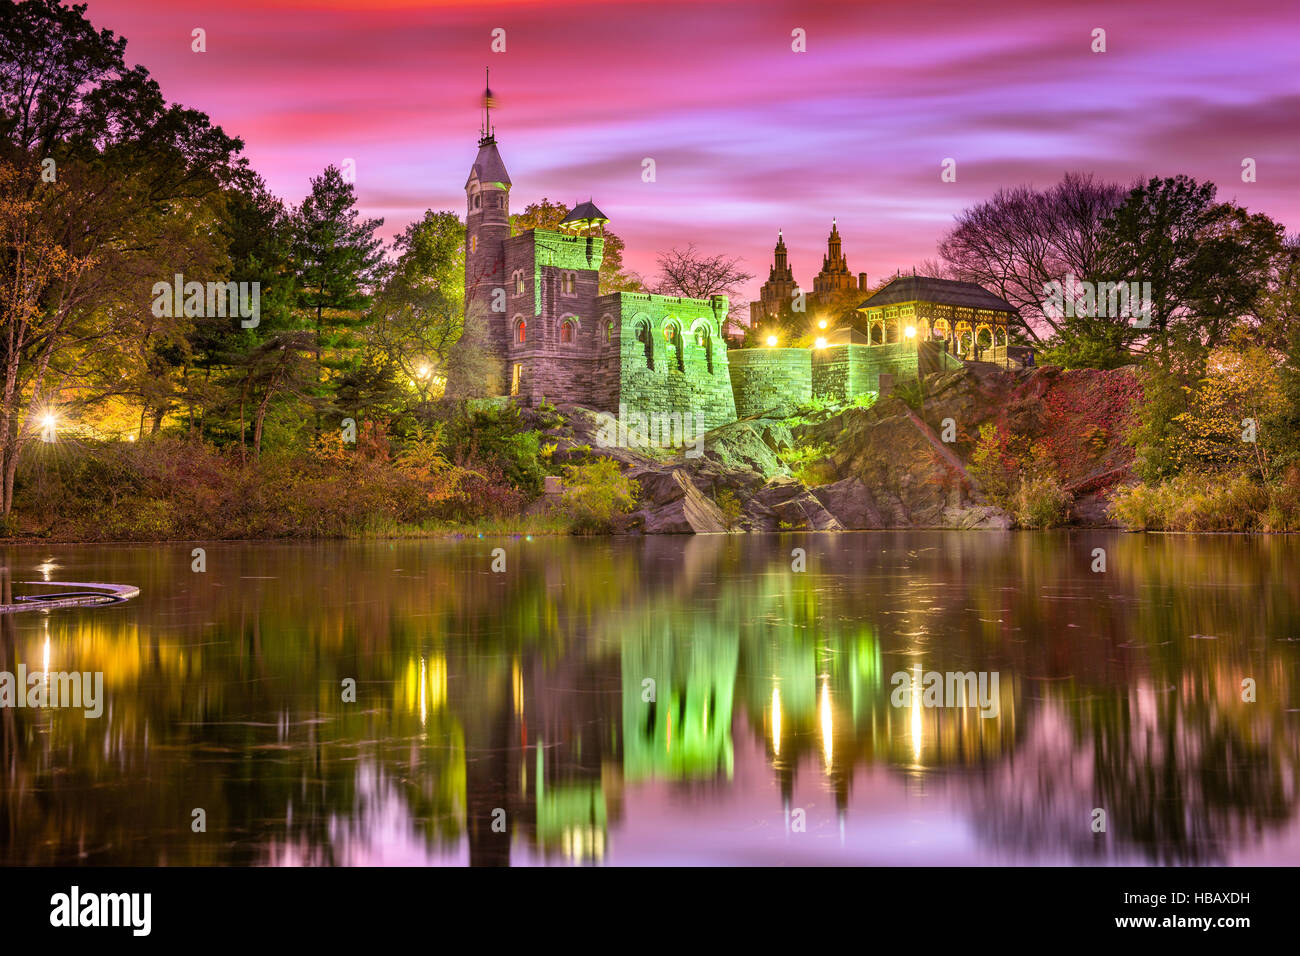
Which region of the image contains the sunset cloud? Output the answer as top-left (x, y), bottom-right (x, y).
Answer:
top-left (85, 0), bottom-right (1300, 298)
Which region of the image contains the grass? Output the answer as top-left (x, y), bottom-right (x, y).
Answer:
top-left (1108, 471), bottom-right (1300, 532)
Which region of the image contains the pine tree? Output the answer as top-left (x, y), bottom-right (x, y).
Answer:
top-left (290, 165), bottom-right (384, 433)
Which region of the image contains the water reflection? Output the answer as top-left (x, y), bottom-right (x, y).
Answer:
top-left (1, 532), bottom-right (1298, 866)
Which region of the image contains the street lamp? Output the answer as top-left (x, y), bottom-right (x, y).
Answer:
top-left (814, 337), bottom-right (828, 349)
top-left (766, 335), bottom-right (778, 347)
top-left (905, 325), bottom-right (916, 339)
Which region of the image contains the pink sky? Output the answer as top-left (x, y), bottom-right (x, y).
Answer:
top-left (84, 0), bottom-right (1300, 301)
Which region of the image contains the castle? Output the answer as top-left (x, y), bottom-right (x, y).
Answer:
top-left (454, 118), bottom-right (737, 431)
top-left (450, 102), bottom-right (1017, 428)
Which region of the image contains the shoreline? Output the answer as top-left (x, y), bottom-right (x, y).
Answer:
top-left (4, 526), bottom-right (1296, 548)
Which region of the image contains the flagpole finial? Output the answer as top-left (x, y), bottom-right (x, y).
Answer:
top-left (479, 67), bottom-right (495, 144)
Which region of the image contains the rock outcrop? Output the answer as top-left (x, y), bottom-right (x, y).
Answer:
top-left (548, 363), bottom-right (1141, 533)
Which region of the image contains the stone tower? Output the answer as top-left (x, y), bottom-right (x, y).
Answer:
top-left (446, 79), bottom-right (512, 398)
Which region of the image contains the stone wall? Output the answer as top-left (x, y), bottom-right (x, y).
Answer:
top-left (812, 343), bottom-right (918, 401)
top-left (604, 292), bottom-right (737, 431)
top-left (728, 348), bottom-right (811, 417)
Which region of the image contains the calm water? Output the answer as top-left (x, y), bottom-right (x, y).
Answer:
top-left (1, 532), bottom-right (1297, 866)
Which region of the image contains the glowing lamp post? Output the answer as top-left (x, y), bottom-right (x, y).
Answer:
top-left (905, 325), bottom-right (916, 339)
top-left (39, 412), bottom-right (57, 443)
top-left (814, 337), bottom-right (828, 349)
top-left (766, 335), bottom-right (778, 347)
top-left (817, 319), bottom-right (827, 330)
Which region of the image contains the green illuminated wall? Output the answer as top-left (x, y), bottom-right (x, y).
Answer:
top-left (813, 343), bottom-right (918, 401)
top-left (727, 348), bottom-right (812, 417)
top-left (600, 292), bottom-right (738, 431)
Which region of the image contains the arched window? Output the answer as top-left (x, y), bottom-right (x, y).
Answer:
top-left (470, 236), bottom-right (477, 254)
top-left (664, 322), bottom-right (684, 371)
top-left (560, 319), bottom-right (576, 344)
top-left (602, 318), bottom-right (613, 345)
top-left (514, 318), bottom-right (526, 345)
top-left (694, 323), bottom-right (713, 374)
top-left (513, 271), bottom-right (524, 295)
top-left (561, 272), bottom-right (577, 295)
top-left (635, 319), bottom-right (654, 369)
top-left (473, 193), bottom-right (481, 210)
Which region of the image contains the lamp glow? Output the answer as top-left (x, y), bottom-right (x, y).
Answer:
top-left (817, 319), bottom-right (827, 329)
top-left (39, 412), bottom-right (58, 442)
top-left (766, 335), bottom-right (778, 347)
top-left (814, 337), bottom-right (828, 349)
top-left (905, 325), bottom-right (916, 338)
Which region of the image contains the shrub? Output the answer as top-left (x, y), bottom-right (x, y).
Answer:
top-left (1014, 472), bottom-right (1072, 528)
top-left (777, 442), bottom-right (835, 486)
top-left (714, 489), bottom-right (743, 529)
top-left (1108, 482), bottom-right (1168, 530)
top-left (1109, 473), bottom-right (1278, 532)
top-left (559, 458), bottom-right (639, 534)
top-left (443, 402), bottom-right (546, 496)
top-left (968, 422), bottom-right (1020, 509)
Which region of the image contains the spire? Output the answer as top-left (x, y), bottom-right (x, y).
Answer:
top-left (479, 67), bottom-right (496, 145)
top-left (773, 230), bottom-right (789, 274)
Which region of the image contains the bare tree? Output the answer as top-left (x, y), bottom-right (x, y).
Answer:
top-left (654, 244), bottom-right (752, 300)
top-left (653, 244), bottom-right (753, 339)
top-left (938, 172), bottom-right (1126, 342)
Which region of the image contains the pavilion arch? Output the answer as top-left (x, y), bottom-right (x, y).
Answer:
top-left (976, 325), bottom-right (994, 349)
top-left (870, 321), bottom-right (885, 344)
top-left (932, 318), bottom-right (951, 341)
top-left (955, 321), bottom-right (974, 356)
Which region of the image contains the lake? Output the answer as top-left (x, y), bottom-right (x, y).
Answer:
top-left (2, 532), bottom-right (1297, 866)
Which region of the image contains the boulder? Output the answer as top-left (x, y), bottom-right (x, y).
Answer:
top-left (629, 467), bottom-right (729, 534)
top-left (812, 477), bottom-right (886, 529)
top-left (745, 476), bottom-right (844, 531)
